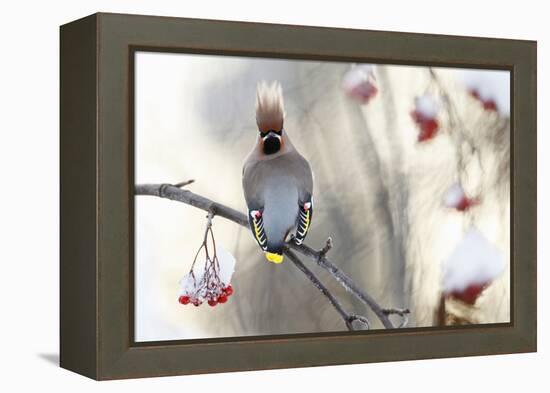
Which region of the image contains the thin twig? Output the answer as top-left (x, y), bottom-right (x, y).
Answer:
top-left (318, 237), bottom-right (333, 259)
top-left (135, 182), bottom-right (410, 329)
top-left (383, 307), bottom-right (411, 328)
top-left (285, 249), bottom-right (369, 331)
top-left (174, 179), bottom-right (195, 188)
top-left (382, 307), bottom-right (410, 317)
top-left (428, 68), bottom-right (484, 185)
top-left (203, 212), bottom-right (214, 243)
top-left (286, 241), bottom-right (395, 329)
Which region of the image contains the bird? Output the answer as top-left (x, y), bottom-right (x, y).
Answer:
top-left (242, 81), bottom-right (314, 264)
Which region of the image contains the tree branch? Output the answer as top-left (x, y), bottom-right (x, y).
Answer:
top-left (135, 182), bottom-right (409, 329)
top-left (285, 249), bottom-right (369, 331)
top-left (135, 183), bottom-right (248, 227)
top-left (285, 241), bottom-right (395, 329)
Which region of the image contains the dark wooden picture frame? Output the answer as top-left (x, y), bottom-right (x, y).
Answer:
top-left (60, 12), bottom-right (536, 380)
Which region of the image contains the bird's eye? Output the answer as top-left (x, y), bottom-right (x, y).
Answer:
top-left (259, 129), bottom-right (282, 138)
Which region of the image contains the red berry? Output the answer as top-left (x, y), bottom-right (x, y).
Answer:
top-left (192, 299), bottom-right (202, 307)
top-left (456, 198), bottom-right (469, 211)
top-left (346, 81), bottom-right (378, 104)
top-left (208, 299), bottom-right (218, 307)
top-left (418, 118), bottom-right (438, 142)
top-left (448, 283), bottom-right (488, 305)
top-left (178, 295), bottom-right (190, 305)
top-left (455, 197), bottom-right (479, 212)
top-left (224, 285), bottom-right (234, 296)
top-left (483, 99), bottom-right (497, 112)
top-left (469, 89), bottom-right (498, 112)
top-left (217, 294), bottom-right (228, 304)
top-left (356, 82), bottom-right (378, 104)
top-left (411, 110), bottom-right (439, 143)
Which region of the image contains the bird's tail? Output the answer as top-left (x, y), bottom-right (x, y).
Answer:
top-left (265, 252), bottom-right (284, 264)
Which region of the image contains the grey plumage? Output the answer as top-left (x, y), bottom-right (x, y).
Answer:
top-left (242, 81), bottom-right (314, 263)
top-left (243, 149), bottom-right (313, 248)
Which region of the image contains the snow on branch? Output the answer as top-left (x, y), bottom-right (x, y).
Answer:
top-left (135, 181), bottom-right (410, 330)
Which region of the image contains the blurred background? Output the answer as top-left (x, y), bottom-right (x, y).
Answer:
top-left (134, 52), bottom-right (510, 342)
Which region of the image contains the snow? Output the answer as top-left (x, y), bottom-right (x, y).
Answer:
top-left (217, 244), bottom-right (236, 285)
top-left (341, 64), bottom-right (378, 104)
top-left (178, 271), bottom-right (203, 296)
top-left (414, 95), bottom-right (440, 118)
top-left (443, 183), bottom-right (465, 208)
top-left (341, 64), bottom-right (374, 90)
top-left (441, 228), bottom-right (505, 294)
top-left (456, 69), bottom-right (510, 115)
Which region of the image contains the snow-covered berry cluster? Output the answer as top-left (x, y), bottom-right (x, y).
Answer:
top-left (469, 89), bottom-right (498, 112)
top-left (458, 69), bottom-right (510, 115)
top-left (178, 279), bottom-right (234, 307)
top-left (411, 95), bottom-right (440, 143)
top-left (443, 183), bottom-right (479, 212)
top-left (442, 228), bottom-right (505, 305)
top-left (178, 222), bottom-right (236, 308)
top-left (342, 65), bottom-right (378, 104)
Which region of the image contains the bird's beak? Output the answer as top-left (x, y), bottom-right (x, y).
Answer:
top-left (265, 252), bottom-right (284, 264)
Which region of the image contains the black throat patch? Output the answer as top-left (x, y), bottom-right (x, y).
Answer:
top-left (263, 135), bottom-right (281, 155)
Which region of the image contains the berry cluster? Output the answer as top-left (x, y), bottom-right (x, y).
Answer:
top-left (454, 196), bottom-right (479, 212)
top-left (177, 218), bottom-right (236, 309)
top-left (178, 284), bottom-right (234, 307)
top-left (469, 89), bottom-right (498, 112)
top-left (346, 80), bottom-right (378, 104)
top-left (442, 228), bottom-right (505, 307)
top-left (410, 95), bottom-right (440, 143)
top-left (447, 283), bottom-right (488, 305)
top-left (342, 65), bottom-right (378, 105)
top-left (411, 110), bottom-right (439, 142)
top-left (443, 183), bottom-right (480, 213)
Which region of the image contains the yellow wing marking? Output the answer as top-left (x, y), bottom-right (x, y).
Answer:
top-left (297, 210), bottom-right (310, 237)
top-left (252, 216), bottom-right (267, 247)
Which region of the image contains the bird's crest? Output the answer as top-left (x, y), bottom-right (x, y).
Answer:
top-left (255, 81), bottom-right (285, 132)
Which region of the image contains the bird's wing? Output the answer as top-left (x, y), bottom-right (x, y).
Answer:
top-left (293, 196), bottom-right (313, 245)
top-left (248, 208), bottom-right (268, 251)
top-left (243, 159), bottom-right (270, 250)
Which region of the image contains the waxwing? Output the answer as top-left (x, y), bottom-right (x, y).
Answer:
top-left (242, 81), bottom-right (314, 264)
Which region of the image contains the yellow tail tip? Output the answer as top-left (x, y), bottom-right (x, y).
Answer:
top-left (265, 252), bottom-right (284, 264)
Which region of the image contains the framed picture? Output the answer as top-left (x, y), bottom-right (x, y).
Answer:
top-left (60, 12), bottom-right (537, 380)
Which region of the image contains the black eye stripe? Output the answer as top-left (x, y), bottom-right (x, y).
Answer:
top-left (260, 129), bottom-right (282, 137)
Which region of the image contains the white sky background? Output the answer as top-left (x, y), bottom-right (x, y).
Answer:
top-left (134, 51), bottom-right (510, 342)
